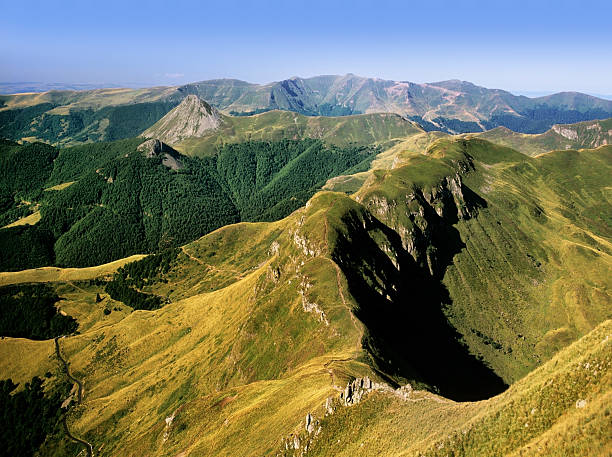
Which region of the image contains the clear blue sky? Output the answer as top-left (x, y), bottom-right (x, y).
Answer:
top-left (2, 0), bottom-right (611, 94)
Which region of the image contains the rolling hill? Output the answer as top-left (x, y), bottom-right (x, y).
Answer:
top-left (0, 130), bottom-right (610, 456)
top-left (475, 118), bottom-right (612, 156)
top-left (143, 98), bottom-right (423, 156)
top-left (0, 132), bottom-right (384, 269)
top-left (2, 75), bottom-right (612, 147)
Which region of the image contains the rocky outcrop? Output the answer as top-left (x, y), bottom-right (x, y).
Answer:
top-left (277, 377), bottom-right (415, 457)
top-left (142, 94), bottom-right (222, 145)
top-left (137, 139), bottom-right (184, 170)
top-left (362, 167), bottom-right (483, 278)
top-left (298, 276), bottom-right (329, 326)
top-left (552, 125), bottom-right (579, 140)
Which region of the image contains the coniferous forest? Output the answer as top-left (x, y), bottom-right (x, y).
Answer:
top-left (0, 137), bottom-right (376, 269)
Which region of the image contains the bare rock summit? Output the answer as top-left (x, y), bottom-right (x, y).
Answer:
top-left (142, 94), bottom-right (222, 145)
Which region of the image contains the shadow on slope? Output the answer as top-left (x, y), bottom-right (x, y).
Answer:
top-left (332, 185), bottom-right (507, 401)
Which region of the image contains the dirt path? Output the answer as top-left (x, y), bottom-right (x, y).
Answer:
top-left (323, 356), bottom-right (354, 389)
top-left (55, 337), bottom-right (94, 457)
top-left (181, 246), bottom-right (204, 264)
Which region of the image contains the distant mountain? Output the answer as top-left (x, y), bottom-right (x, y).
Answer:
top-left (0, 82), bottom-right (139, 94)
top-left (181, 75), bottom-right (612, 133)
top-left (161, 109), bottom-right (423, 157)
top-left (477, 118), bottom-right (612, 156)
top-left (1, 74), bottom-right (612, 146)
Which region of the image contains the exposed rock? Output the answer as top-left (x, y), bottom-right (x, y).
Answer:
top-left (339, 376), bottom-right (395, 406)
top-left (363, 163), bottom-right (482, 278)
top-left (277, 379), bottom-right (417, 456)
top-left (305, 413), bottom-right (314, 434)
top-left (137, 138), bottom-right (184, 170)
top-left (162, 411), bottom-right (176, 442)
top-left (142, 94), bottom-right (222, 144)
top-left (298, 277), bottom-right (329, 325)
top-left (324, 397), bottom-right (334, 416)
top-left (292, 230), bottom-right (321, 257)
top-left (552, 125), bottom-right (578, 140)
top-left (267, 265), bottom-right (282, 283)
top-left (269, 241), bottom-right (280, 256)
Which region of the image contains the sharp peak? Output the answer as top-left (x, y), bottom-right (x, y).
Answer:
top-left (177, 94), bottom-right (218, 113)
top-left (181, 94), bottom-right (209, 104)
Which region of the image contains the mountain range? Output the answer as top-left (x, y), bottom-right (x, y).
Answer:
top-left (0, 78), bottom-right (610, 457)
top-left (2, 74), bottom-right (612, 148)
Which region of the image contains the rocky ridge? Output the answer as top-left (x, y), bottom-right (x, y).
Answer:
top-left (277, 377), bottom-right (423, 457)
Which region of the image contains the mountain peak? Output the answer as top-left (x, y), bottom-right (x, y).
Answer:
top-left (142, 94), bottom-right (221, 144)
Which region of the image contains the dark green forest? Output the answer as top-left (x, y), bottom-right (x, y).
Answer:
top-left (0, 101), bottom-right (179, 144)
top-left (104, 249), bottom-right (179, 310)
top-left (0, 377), bottom-right (72, 457)
top-left (0, 283), bottom-right (78, 339)
top-left (216, 139), bottom-right (376, 220)
top-left (0, 137), bottom-right (376, 270)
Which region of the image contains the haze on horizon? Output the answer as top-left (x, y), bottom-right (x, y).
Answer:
top-left (1, 0), bottom-right (611, 95)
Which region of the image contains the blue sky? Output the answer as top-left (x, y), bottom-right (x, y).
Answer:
top-left (2, 0), bottom-right (611, 94)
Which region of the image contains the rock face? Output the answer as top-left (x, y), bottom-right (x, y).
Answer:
top-left (137, 138), bottom-right (184, 170)
top-left (330, 144), bottom-right (508, 401)
top-left (552, 125), bottom-right (579, 140)
top-left (142, 94), bottom-right (222, 145)
top-left (358, 154), bottom-right (481, 279)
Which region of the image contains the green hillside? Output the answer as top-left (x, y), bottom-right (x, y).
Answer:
top-left (151, 108), bottom-right (422, 156)
top-left (2, 76), bottom-right (612, 147)
top-left (354, 138), bottom-right (612, 384)
top-left (476, 118), bottom-right (612, 156)
top-left (0, 136), bottom-right (380, 269)
top-left (0, 134), bottom-right (609, 456)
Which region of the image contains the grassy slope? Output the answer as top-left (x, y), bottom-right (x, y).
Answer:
top-left (475, 118), bottom-right (612, 156)
top-left (0, 86), bottom-right (178, 113)
top-left (173, 110), bottom-right (423, 156)
top-left (2, 210), bottom-right (41, 228)
top-left (447, 142), bottom-right (612, 381)
top-left (0, 254), bottom-right (145, 286)
top-left (0, 138), bottom-right (609, 455)
top-left (354, 138), bottom-right (612, 383)
top-left (322, 131), bottom-right (450, 194)
top-left (300, 319), bottom-right (612, 457)
top-left (50, 200), bottom-right (367, 456)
